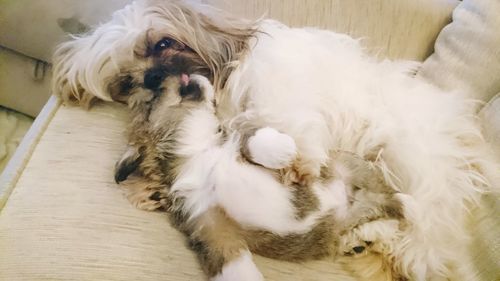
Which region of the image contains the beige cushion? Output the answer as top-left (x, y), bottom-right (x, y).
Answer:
top-left (0, 0), bottom-right (132, 62)
top-left (417, 0), bottom-right (500, 102)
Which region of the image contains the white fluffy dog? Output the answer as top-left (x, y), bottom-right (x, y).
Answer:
top-left (52, 1), bottom-right (498, 280)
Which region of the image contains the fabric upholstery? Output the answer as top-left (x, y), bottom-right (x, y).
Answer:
top-left (206, 0), bottom-right (458, 61)
top-left (417, 0), bottom-right (500, 101)
top-left (0, 108), bottom-right (32, 173)
top-left (0, 47), bottom-right (51, 117)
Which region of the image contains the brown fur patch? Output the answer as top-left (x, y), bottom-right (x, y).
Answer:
top-left (245, 215), bottom-right (338, 262)
top-left (187, 208), bottom-right (248, 277)
top-left (289, 184), bottom-right (320, 220)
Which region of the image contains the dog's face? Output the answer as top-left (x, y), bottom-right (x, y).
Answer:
top-left (115, 73), bottom-right (216, 184)
top-left (127, 73), bottom-right (215, 125)
top-left (107, 32), bottom-right (210, 105)
top-left (52, 0), bottom-right (256, 107)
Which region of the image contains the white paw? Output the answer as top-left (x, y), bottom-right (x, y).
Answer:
top-left (247, 127), bottom-right (297, 169)
top-left (189, 74), bottom-right (215, 101)
top-left (212, 251), bottom-right (264, 281)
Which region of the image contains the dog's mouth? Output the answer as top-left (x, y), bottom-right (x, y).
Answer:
top-left (180, 73), bottom-right (190, 87)
top-left (151, 72), bottom-right (192, 96)
top-left (179, 73), bottom-right (203, 101)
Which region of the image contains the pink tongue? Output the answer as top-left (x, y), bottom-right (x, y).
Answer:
top-left (181, 73), bottom-right (189, 86)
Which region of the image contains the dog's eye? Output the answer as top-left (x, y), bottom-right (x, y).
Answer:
top-left (154, 38), bottom-right (173, 52)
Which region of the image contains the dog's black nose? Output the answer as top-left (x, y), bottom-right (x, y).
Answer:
top-left (144, 69), bottom-right (165, 90)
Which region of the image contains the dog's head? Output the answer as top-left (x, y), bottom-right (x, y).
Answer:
top-left (115, 73), bottom-right (218, 184)
top-left (52, 0), bottom-right (257, 107)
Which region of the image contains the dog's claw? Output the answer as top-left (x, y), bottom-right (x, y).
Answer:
top-left (352, 246), bottom-right (366, 254)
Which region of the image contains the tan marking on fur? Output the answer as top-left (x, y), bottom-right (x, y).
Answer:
top-left (289, 184), bottom-right (320, 220)
top-left (238, 127), bottom-right (259, 164)
top-left (280, 156), bottom-right (318, 187)
top-left (244, 215), bottom-right (338, 262)
top-left (189, 208), bottom-right (248, 277)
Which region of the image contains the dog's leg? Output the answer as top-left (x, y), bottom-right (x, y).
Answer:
top-left (188, 208), bottom-right (264, 281)
top-left (333, 152), bottom-right (406, 262)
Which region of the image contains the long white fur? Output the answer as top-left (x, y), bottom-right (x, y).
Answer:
top-left (224, 21), bottom-right (498, 280)
top-left (52, 2), bottom-right (499, 280)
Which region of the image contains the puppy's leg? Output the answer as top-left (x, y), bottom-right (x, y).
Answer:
top-left (188, 208), bottom-right (264, 281)
top-left (334, 152), bottom-right (406, 257)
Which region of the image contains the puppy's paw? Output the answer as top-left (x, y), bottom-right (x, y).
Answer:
top-left (189, 74), bottom-right (215, 101)
top-left (247, 127), bottom-right (297, 170)
top-left (125, 184), bottom-right (169, 212)
top-left (339, 219), bottom-right (401, 257)
top-left (339, 227), bottom-right (372, 257)
top-left (280, 158), bottom-right (319, 187)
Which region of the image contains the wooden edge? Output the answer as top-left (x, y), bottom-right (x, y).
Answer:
top-left (0, 95), bottom-right (61, 211)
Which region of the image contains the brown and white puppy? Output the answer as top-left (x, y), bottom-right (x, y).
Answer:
top-left (114, 73), bottom-right (405, 281)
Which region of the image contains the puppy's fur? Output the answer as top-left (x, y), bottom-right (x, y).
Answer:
top-left (114, 73), bottom-right (405, 281)
top-left (52, 1), bottom-right (499, 280)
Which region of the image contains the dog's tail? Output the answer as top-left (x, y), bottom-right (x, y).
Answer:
top-left (339, 253), bottom-right (403, 281)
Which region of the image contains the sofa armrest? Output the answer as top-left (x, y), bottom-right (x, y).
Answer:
top-left (0, 47), bottom-right (51, 117)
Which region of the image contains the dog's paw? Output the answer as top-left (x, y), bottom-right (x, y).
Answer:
top-left (280, 160), bottom-right (317, 187)
top-left (339, 219), bottom-right (401, 257)
top-left (247, 127), bottom-right (297, 170)
top-left (189, 74), bottom-right (214, 100)
top-left (126, 187), bottom-right (169, 212)
top-left (339, 224), bottom-right (371, 257)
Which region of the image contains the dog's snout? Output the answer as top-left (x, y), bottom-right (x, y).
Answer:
top-left (144, 69), bottom-right (165, 90)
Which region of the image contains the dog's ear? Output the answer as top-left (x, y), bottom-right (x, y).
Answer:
top-left (52, 40), bottom-right (103, 108)
top-left (115, 145), bottom-right (143, 183)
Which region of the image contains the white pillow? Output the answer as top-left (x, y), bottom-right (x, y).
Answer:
top-left (417, 0), bottom-right (500, 102)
